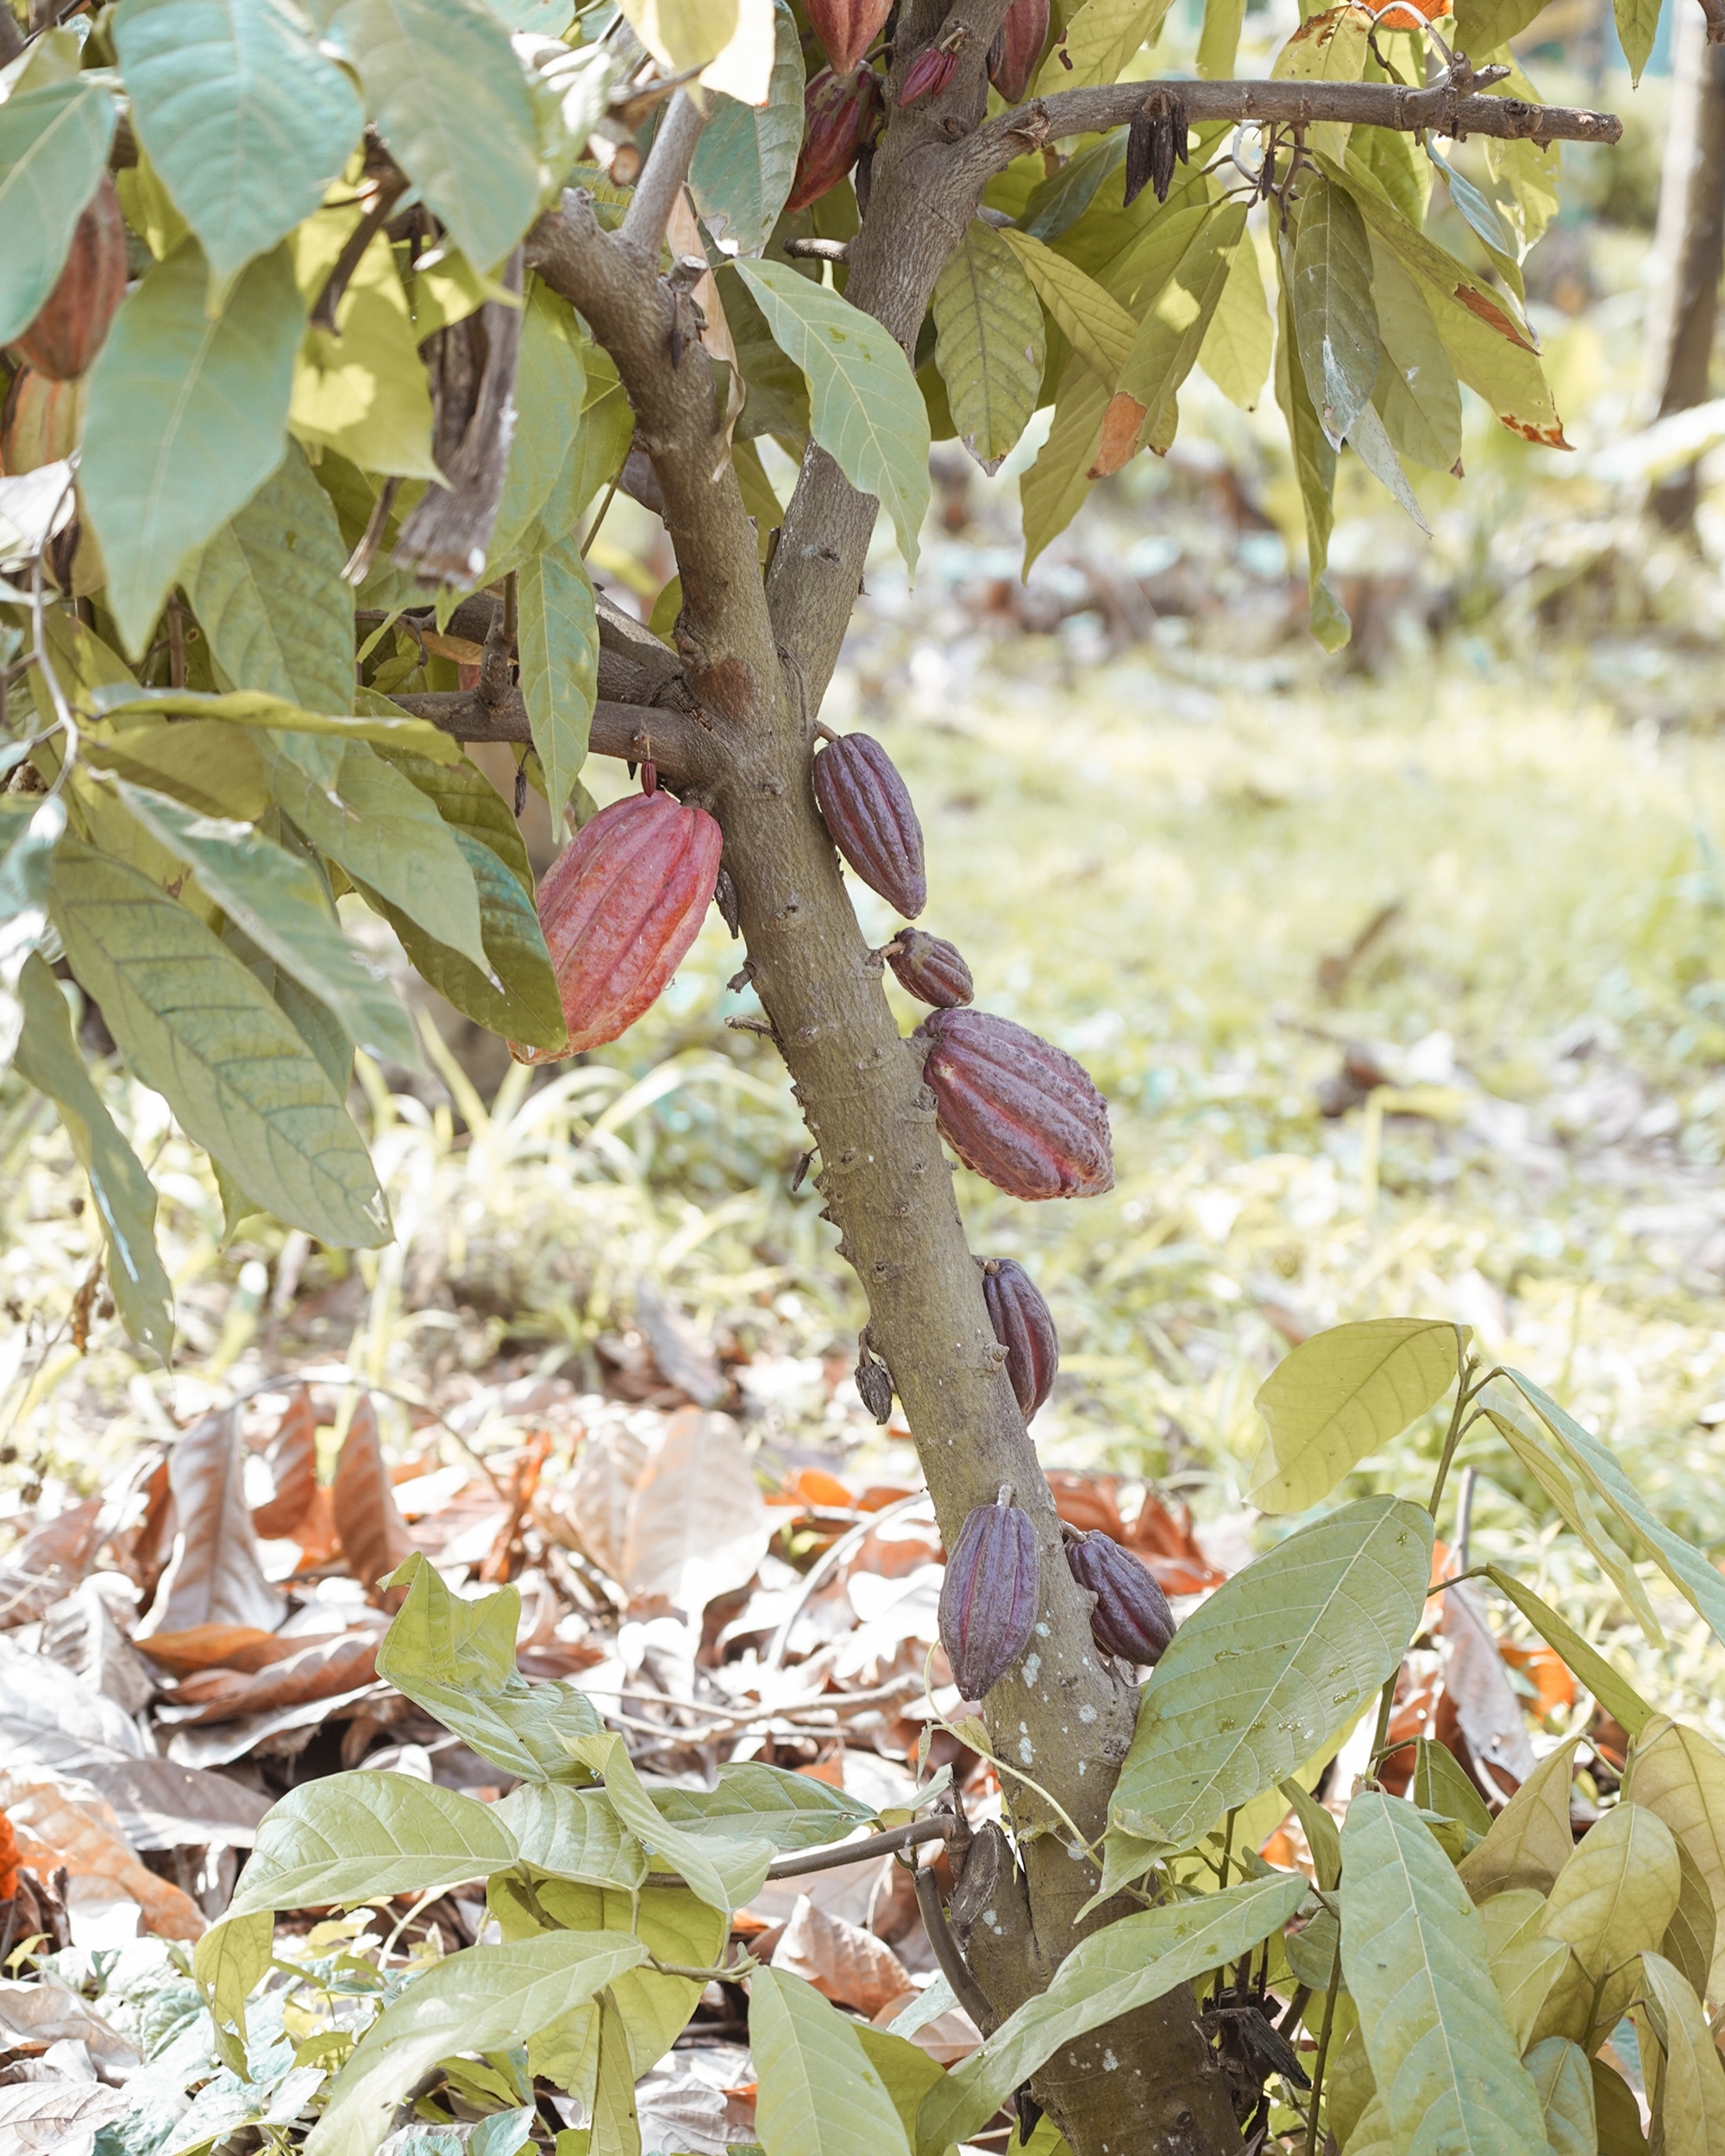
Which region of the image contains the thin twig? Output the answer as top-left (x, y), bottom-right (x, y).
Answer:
top-left (913, 1858), bottom-right (997, 2031)
top-left (620, 91), bottom-right (708, 254)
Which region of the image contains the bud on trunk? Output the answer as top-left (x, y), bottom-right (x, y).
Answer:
top-left (805, 0), bottom-right (891, 78)
top-left (918, 1008), bottom-right (1113, 1200)
top-left (987, 0), bottom-right (1049, 103)
top-left (939, 1490), bottom-right (1038, 1700)
top-left (1065, 1528), bottom-right (1177, 1664)
top-left (812, 730), bottom-right (926, 918)
top-left (980, 1257), bottom-right (1058, 1418)
top-left (899, 42), bottom-right (958, 104)
top-left (9, 174), bottom-right (127, 382)
top-left (887, 929), bottom-right (972, 1008)
top-left (787, 68), bottom-right (882, 213)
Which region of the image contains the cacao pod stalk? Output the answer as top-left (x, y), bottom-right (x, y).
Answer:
top-left (535, 778), bottom-right (722, 1056)
top-left (886, 928), bottom-right (972, 1008)
top-left (805, 0), bottom-right (891, 78)
top-left (9, 173), bottom-right (127, 382)
top-left (919, 1007), bottom-right (1113, 1200)
top-left (811, 730), bottom-right (926, 918)
top-left (987, 0), bottom-right (1049, 104)
top-left (787, 68), bottom-right (882, 214)
top-left (938, 1486), bottom-right (1038, 1701)
top-left (980, 1257), bottom-right (1058, 1419)
top-left (1064, 1526), bottom-right (1177, 1664)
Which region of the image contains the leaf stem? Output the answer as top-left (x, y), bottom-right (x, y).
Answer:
top-left (1303, 1935), bottom-right (1343, 2156)
top-left (1426, 1343), bottom-right (1480, 1520)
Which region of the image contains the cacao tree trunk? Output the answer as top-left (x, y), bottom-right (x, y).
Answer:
top-left (1644, 0), bottom-right (1725, 526)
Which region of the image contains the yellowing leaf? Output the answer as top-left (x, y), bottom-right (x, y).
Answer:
top-left (1290, 174), bottom-right (1379, 452)
top-left (1642, 1951), bottom-right (1725, 2152)
top-left (932, 221), bottom-right (1045, 473)
top-left (1272, 3), bottom-right (1371, 160)
top-left (1522, 2037), bottom-right (1597, 2156)
top-left (1482, 1566), bottom-right (1654, 1739)
top-left (1539, 1802), bottom-right (1680, 1982)
top-left (1458, 1739), bottom-right (1580, 1903)
top-left (290, 205), bottom-right (440, 479)
top-left (752, 1969), bottom-right (913, 2156)
top-left (1034, 0), bottom-right (1176, 93)
top-left (1627, 1717), bottom-right (1725, 2000)
top-left (616, 0), bottom-right (738, 77)
top-left (1111, 200), bottom-right (1246, 460)
top-left (1199, 229), bottom-right (1272, 409)
top-left (1251, 1318), bottom-right (1462, 1514)
top-left (997, 225), bottom-right (1135, 383)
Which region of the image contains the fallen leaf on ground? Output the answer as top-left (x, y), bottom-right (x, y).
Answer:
top-left (155, 1629), bottom-right (380, 1726)
top-left (0, 1773), bottom-right (204, 1940)
top-left (623, 1410), bottom-right (770, 1620)
top-left (770, 1892), bottom-right (913, 2016)
top-left (330, 1396), bottom-right (412, 1603)
top-left (135, 1407), bottom-right (284, 1639)
top-left (250, 1387), bottom-right (317, 1539)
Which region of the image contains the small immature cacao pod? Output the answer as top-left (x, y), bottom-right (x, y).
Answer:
top-left (900, 42), bottom-right (958, 104)
top-left (919, 1008), bottom-right (1113, 1200)
top-left (9, 174), bottom-right (127, 382)
top-left (536, 785), bottom-right (722, 1055)
top-left (1065, 1529), bottom-right (1177, 1665)
top-left (855, 1341), bottom-right (894, 1423)
top-left (887, 929), bottom-right (972, 1008)
top-left (939, 1493), bottom-right (1038, 1700)
top-left (980, 1257), bottom-right (1058, 1419)
top-left (804, 0), bottom-right (891, 78)
top-left (787, 68), bottom-right (882, 213)
top-left (812, 731), bottom-right (925, 918)
top-left (987, 0), bottom-right (1049, 103)
top-left (1, 367), bottom-right (85, 474)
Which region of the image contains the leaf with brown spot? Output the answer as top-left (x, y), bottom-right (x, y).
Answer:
top-left (1089, 391), bottom-right (1148, 476)
top-left (135, 1406), bottom-right (285, 1640)
top-left (251, 1386), bottom-right (317, 1539)
top-left (330, 1395), bottom-right (413, 1603)
top-left (1450, 284), bottom-right (1538, 354)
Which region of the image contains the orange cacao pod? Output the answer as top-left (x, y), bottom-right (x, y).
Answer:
top-left (1065, 1527), bottom-right (1176, 1664)
top-left (887, 928), bottom-right (971, 1007)
top-left (0, 367), bottom-right (84, 474)
top-left (919, 1008), bottom-right (1113, 1200)
top-left (806, 0), bottom-right (891, 77)
top-left (787, 67), bottom-right (881, 213)
top-left (812, 730), bottom-right (925, 917)
top-left (537, 785), bottom-right (723, 1054)
top-left (938, 1492), bottom-right (1038, 1700)
top-left (981, 1257), bottom-right (1057, 1418)
top-left (987, 0), bottom-right (1049, 103)
top-left (9, 174), bottom-right (127, 382)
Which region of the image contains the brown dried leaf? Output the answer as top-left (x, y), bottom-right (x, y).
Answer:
top-left (770, 1892), bottom-right (913, 2017)
top-left (157, 1629), bottom-right (380, 1726)
top-left (135, 1407), bottom-right (283, 1639)
top-left (135, 1623), bottom-right (308, 1677)
top-left (0, 1771), bottom-right (204, 1940)
top-left (250, 1387), bottom-right (317, 1539)
top-left (553, 1420), bottom-right (653, 1578)
top-left (623, 1410), bottom-right (771, 1620)
top-left (330, 1396), bottom-right (412, 1604)
top-left (1044, 1470), bottom-right (1125, 1541)
top-left (1437, 1578), bottom-right (1539, 1802)
top-left (0, 1500), bottom-right (105, 1624)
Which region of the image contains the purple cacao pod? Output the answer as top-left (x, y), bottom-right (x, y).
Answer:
top-left (939, 1495), bottom-right (1038, 1700)
top-left (987, 0), bottom-right (1048, 103)
top-left (1066, 1530), bottom-right (1176, 1664)
top-left (887, 929), bottom-right (972, 1008)
top-left (981, 1257), bottom-right (1058, 1419)
top-left (812, 732), bottom-right (926, 918)
top-left (787, 67), bottom-right (882, 213)
top-left (900, 42), bottom-right (957, 104)
top-left (919, 1008), bottom-right (1113, 1200)
top-left (805, 0), bottom-right (891, 74)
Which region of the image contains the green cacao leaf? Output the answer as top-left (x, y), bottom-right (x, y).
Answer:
top-left (495, 1783), bottom-right (649, 1891)
top-left (0, 77), bottom-right (117, 346)
top-left (518, 533), bottom-right (597, 818)
top-left (369, 739), bottom-right (533, 893)
top-left (653, 1764), bottom-right (875, 1851)
top-left (932, 221), bottom-right (1045, 475)
top-left (1290, 174), bottom-right (1379, 451)
top-left (1625, 1716), bottom-right (1725, 1999)
top-left (752, 1968), bottom-right (913, 2156)
top-left (1452, 0), bottom-right (1548, 60)
top-left (1458, 1739), bottom-right (1580, 1903)
top-left (488, 279), bottom-right (589, 567)
top-left (1108, 200), bottom-right (1246, 463)
top-left (1482, 1566), bottom-right (1654, 1737)
top-left (92, 684), bottom-right (459, 765)
top-left (192, 1908), bottom-right (273, 2045)
top-left (1, 794), bottom-right (65, 1069)
top-left (1198, 230), bottom-right (1272, 409)
top-left (1275, 245), bottom-right (1348, 652)
top-left (1340, 1791), bottom-right (1551, 2156)
top-left (82, 237), bottom-right (305, 657)
top-left (47, 835), bottom-right (389, 1247)
top-left (997, 225), bottom-right (1134, 385)
top-left (1110, 1495), bottom-right (1433, 1856)
top-left (1641, 1951), bottom-right (1725, 2152)
top-left (112, 0), bottom-right (363, 281)
top-left (82, 722), bottom-right (271, 821)
top-left (1251, 1318), bottom-right (1464, 1514)
top-left (572, 1733), bottom-right (773, 1911)
top-left (1613, 0), bottom-right (1659, 84)
top-left (227, 1770), bottom-right (515, 1916)
top-left (1033, 0), bottom-right (1176, 92)
top-left (1370, 242), bottom-right (1463, 473)
top-left (1019, 347), bottom-right (1110, 570)
top-left (688, 0), bottom-right (802, 255)
top-left (1539, 1802), bottom-right (1679, 1979)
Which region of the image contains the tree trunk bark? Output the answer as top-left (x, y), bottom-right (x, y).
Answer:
top-left (1643, 0), bottom-right (1725, 526)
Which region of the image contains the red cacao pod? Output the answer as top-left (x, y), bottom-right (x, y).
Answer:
top-left (981, 1257), bottom-right (1058, 1419)
top-left (887, 928), bottom-right (972, 1008)
top-left (9, 174), bottom-right (127, 382)
top-left (919, 1008), bottom-right (1113, 1200)
top-left (787, 67), bottom-right (882, 213)
top-left (938, 1493), bottom-right (1038, 1700)
top-left (812, 731), bottom-right (925, 918)
top-left (1065, 1528), bottom-right (1176, 1664)
top-left (806, 0), bottom-right (890, 77)
top-left (536, 787), bottom-right (722, 1054)
top-left (987, 0), bottom-right (1049, 103)
top-left (900, 42), bottom-right (958, 104)
top-left (0, 367), bottom-right (84, 474)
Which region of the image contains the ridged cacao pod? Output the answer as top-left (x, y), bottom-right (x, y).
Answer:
top-left (981, 1257), bottom-right (1058, 1419)
top-left (787, 67), bottom-right (882, 213)
top-left (887, 929), bottom-right (972, 1008)
top-left (806, 0), bottom-right (891, 77)
top-left (938, 1495), bottom-right (1038, 1701)
top-left (919, 1008), bottom-right (1113, 1200)
top-left (855, 1340), bottom-right (894, 1424)
top-left (987, 0), bottom-right (1049, 103)
top-left (536, 786), bottom-right (722, 1055)
top-left (0, 367), bottom-right (84, 474)
top-left (1065, 1529), bottom-right (1177, 1664)
top-left (900, 42), bottom-right (958, 104)
top-left (812, 731), bottom-right (925, 918)
top-left (9, 174), bottom-right (127, 382)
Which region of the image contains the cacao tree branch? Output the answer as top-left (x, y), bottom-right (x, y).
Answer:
top-left (620, 90), bottom-right (708, 252)
top-left (390, 687), bottom-right (719, 780)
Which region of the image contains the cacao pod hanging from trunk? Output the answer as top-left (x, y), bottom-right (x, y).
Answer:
top-left (1, 367), bottom-right (85, 473)
top-left (787, 68), bottom-right (882, 213)
top-left (8, 174), bottom-right (127, 382)
top-left (805, 0), bottom-right (891, 77)
top-left (918, 1008), bottom-right (1113, 1200)
top-left (900, 41), bottom-right (958, 103)
top-left (980, 1257), bottom-right (1058, 1419)
top-left (535, 779), bottom-right (722, 1056)
top-left (1064, 1527), bottom-right (1177, 1664)
top-left (887, 928), bottom-right (972, 1008)
top-left (812, 730), bottom-right (925, 917)
top-left (987, 0), bottom-right (1049, 103)
top-left (939, 1489), bottom-right (1038, 1700)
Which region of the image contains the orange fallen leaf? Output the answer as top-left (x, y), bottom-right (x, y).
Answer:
top-left (790, 1468), bottom-right (853, 1510)
top-left (1500, 1642), bottom-right (1576, 1720)
top-left (135, 1623), bottom-right (307, 1676)
top-left (331, 1396), bottom-right (412, 1605)
top-left (0, 1774), bottom-right (204, 1940)
top-left (163, 1630), bottom-right (380, 1725)
top-left (251, 1387), bottom-right (317, 1539)
top-left (771, 1894), bottom-right (913, 2018)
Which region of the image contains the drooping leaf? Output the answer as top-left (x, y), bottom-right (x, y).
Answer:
top-left (112, 0), bottom-right (364, 282)
top-left (1452, 0), bottom-right (1548, 59)
top-left (1370, 242), bottom-right (1463, 473)
top-left (733, 259), bottom-right (931, 571)
top-left (304, 1930), bottom-right (646, 2156)
top-left (1458, 1739), bottom-right (1580, 1903)
top-left (1641, 1951), bottom-right (1725, 2152)
top-left (1478, 1891), bottom-right (1569, 2052)
top-left (289, 205), bottom-right (440, 479)
top-left (1290, 174), bottom-right (1379, 451)
top-left (370, 741), bottom-right (534, 893)
top-left (47, 837), bottom-right (390, 1246)
top-left (1198, 230), bottom-right (1272, 408)
top-left (192, 1907), bottom-right (273, 2044)
top-left (1411, 1738), bottom-right (1492, 1842)
top-left (375, 1551), bottom-right (604, 1781)
top-left (689, 0), bottom-right (803, 255)
top-left (1347, 398), bottom-right (1430, 533)
top-left (487, 279), bottom-right (589, 567)
top-left (1274, 252), bottom-right (1348, 652)
top-left (1539, 1802), bottom-right (1680, 1983)
top-left (917, 1874), bottom-right (1306, 2153)
top-left (0, 78), bottom-right (118, 346)
top-left (1271, 3), bottom-right (1370, 160)
top-left (518, 533), bottom-right (598, 818)
top-left (1102, 201), bottom-right (1246, 470)
top-left (1, 793), bottom-right (65, 1069)
top-left (996, 226), bottom-right (1135, 386)
top-left (1196, 0), bottom-right (1245, 75)
top-left (184, 441), bottom-right (356, 718)
top-left (1522, 2038), bottom-right (1596, 2156)
top-left (496, 1783), bottom-right (649, 1892)
top-left (1019, 347), bottom-right (1110, 570)
top-left (1018, 129), bottom-right (1126, 243)
top-left (1340, 1791), bottom-right (1550, 2156)
top-left (1108, 1496), bottom-right (1433, 1858)
top-left (571, 1732), bottom-right (774, 1911)
top-left (1033, 0), bottom-right (1176, 93)
top-left (90, 683), bottom-right (457, 762)
top-left (82, 236), bottom-right (305, 656)
top-left (932, 221), bottom-right (1046, 475)
top-left (1613, 0), bottom-right (1660, 84)
top-left (13, 950), bottom-right (175, 1362)
top-left (752, 1968), bottom-right (913, 2156)
top-left (1482, 1566), bottom-right (1653, 1737)
top-left (84, 721), bottom-right (270, 821)
top-left (113, 780), bottom-right (413, 1064)
top-left (1626, 1716), bottom-right (1725, 1999)
top-left (226, 1769), bottom-right (517, 1916)
top-left (322, 0), bottom-right (543, 271)
top-left (1278, 1775), bottom-right (1342, 1891)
